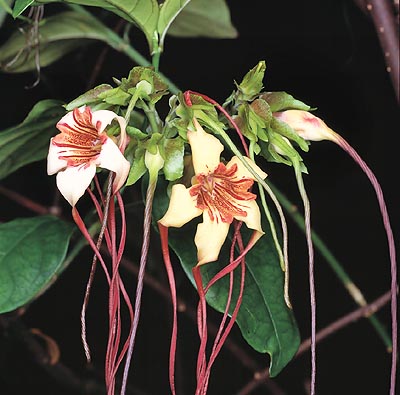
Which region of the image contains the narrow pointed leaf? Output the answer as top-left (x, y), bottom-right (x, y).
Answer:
top-left (0, 216), bottom-right (74, 313)
top-left (0, 99), bottom-right (65, 180)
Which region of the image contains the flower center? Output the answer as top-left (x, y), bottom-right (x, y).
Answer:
top-left (190, 162), bottom-right (256, 223)
top-left (53, 107), bottom-right (106, 167)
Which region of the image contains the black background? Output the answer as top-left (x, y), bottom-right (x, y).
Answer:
top-left (0, 1), bottom-right (399, 394)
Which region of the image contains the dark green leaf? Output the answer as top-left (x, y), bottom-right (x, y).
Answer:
top-left (0, 11), bottom-right (115, 73)
top-left (0, 216), bottom-right (74, 313)
top-left (11, 0), bottom-right (33, 18)
top-left (31, 0), bottom-right (159, 51)
top-left (0, 0), bottom-right (13, 25)
top-left (166, 0), bottom-right (237, 39)
top-left (152, 178), bottom-right (300, 376)
top-left (0, 99), bottom-right (65, 180)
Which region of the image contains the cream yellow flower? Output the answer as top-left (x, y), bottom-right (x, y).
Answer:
top-left (159, 119), bottom-right (267, 265)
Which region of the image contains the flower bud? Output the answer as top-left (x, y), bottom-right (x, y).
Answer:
top-left (274, 110), bottom-right (332, 142)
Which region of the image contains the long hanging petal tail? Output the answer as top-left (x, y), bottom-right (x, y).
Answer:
top-left (329, 131), bottom-right (397, 395)
top-left (158, 223), bottom-right (178, 395)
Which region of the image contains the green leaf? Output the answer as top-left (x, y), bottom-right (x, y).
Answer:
top-left (0, 99), bottom-right (65, 180)
top-left (152, 178), bottom-right (300, 377)
top-left (0, 0), bottom-right (14, 25)
top-left (0, 216), bottom-right (74, 313)
top-left (158, 0), bottom-right (190, 48)
top-left (166, 0), bottom-right (237, 38)
top-left (29, 0), bottom-right (160, 51)
top-left (0, 11), bottom-right (115, 73)
top-left (11, 0), bottom-right (33, 18)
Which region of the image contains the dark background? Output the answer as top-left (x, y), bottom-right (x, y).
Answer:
top-left (0, 1), bottom-right (399, 394)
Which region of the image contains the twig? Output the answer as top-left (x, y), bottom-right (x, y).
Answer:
top-left (0, 314), bottom-right (107, 394)
top-left (236, 290), bottom-right (392, 395)
top-left (0, 184), bottom-right (50, 215)
top-left (86, 18), bottom-right (126, 90)
top-left (353, 0), bottom-right (400, 102)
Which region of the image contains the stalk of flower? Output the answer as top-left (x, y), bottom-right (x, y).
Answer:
top-left (158, 118), bottom-right (267, 394)
top-left (274, 109), bottom-right (398, 395)
top-left (120, 148), bottom-right (165, 395)
top-left (264, 132), bottom-right (316, 395)
top-left (47, 105), bottom-right (133, 395)
top-left (184, 90), bottom-right (290, 306)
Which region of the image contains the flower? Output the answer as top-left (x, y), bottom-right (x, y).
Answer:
top-left (159, 119), bottom-right (267, 265)
top-left (273, 109), bottom-right (332, 141)
top-left (47, 106), bottom-right (130, 206)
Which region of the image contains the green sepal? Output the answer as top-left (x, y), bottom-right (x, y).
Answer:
top-left (260, 91), bottom-right (311, 112)
top-left (236, 99), bottom-right (272, 143)
top-left (126, 125), bottom-right (148, 140)
top-left (270, 117), bottom-right (309, 153)
top-left (123, 66), bottom-right (169, 104)
top-left (160, 136), bottom-right (185, 181)
top-left (65, 84), bottom-right (113, 111)
top-left (126, 146), bottom-right (146, 186)
top-left (232, 60), bottom-right (266, 103)
top-left (98, 86), bottom-right (131, 106)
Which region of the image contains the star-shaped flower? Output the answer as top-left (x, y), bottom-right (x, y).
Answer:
top-left (47, 106), bottom-right (130, 206)
top-left (159, 119), bottom-right (267, 265)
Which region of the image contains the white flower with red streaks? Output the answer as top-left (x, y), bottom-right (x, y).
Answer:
top-left (159, 119), bottom-right (267, 265)
top-left (47, 106), bottom-right (130, 206)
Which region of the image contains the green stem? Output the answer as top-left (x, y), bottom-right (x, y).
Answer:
top-left (270, 183), bottom-right (392, 349)
top-left (67, 4), bottom-right (180, 94)
top-left (249, 143), bottom-right (290, 306)
top-left (143, 102), bottom-right (162, 133)
top-left (124, 90), bottom-right (141, 123)
top-left (151, 33), bottom-right (161, 72)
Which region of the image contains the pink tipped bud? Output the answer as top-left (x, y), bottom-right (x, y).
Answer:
top-left (274, 110), bottom-right (332, 142)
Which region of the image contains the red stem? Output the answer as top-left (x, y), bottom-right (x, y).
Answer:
top-left (157, 224), bottom-right (178, 395)
top-left (201, 223), bottom-right (246, 394)
top-left (193, 265), bottom-right (208, 394)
